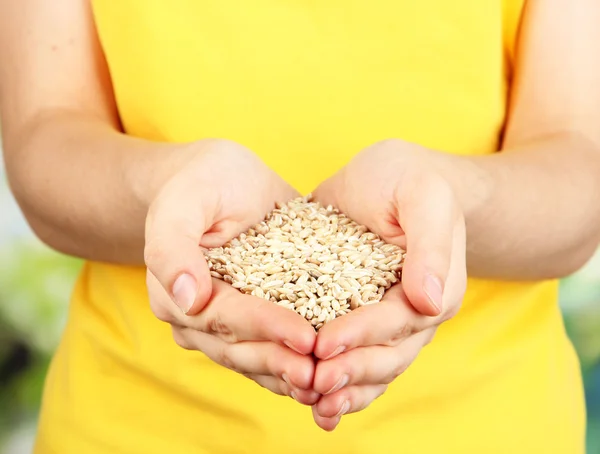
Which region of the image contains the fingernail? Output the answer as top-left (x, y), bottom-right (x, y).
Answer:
top-left (325, 374), bottom-right (349, 395)
top-left (172, 274), bottom-right (197, 314)
top-left (322, 345), bottom-right (346, 360)
top-left (283, 340), bottom-right (304, 355)
top-left (282, 373), bottom-right (291, 386)
top-left (423, 274), bottom-right (443, 314)
top-left (336, 400), bottom-right (350, 417)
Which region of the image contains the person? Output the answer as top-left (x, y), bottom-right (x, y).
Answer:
top-left (1, 0), bottom-right (598, 452)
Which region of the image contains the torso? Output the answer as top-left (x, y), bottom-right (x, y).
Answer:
top-left (34, 2), bottom-right (585, 452)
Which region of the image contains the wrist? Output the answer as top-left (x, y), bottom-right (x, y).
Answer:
top-left (416, 147), bottom-right (494, 223)
top-left (125, 139), bottom-right (199, 215)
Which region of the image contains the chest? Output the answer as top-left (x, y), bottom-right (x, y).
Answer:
top-left (92, 0), bottom-right (522, 192)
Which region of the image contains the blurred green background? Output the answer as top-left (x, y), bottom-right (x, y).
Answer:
top-left (0, 150), bottom-right (599, 454)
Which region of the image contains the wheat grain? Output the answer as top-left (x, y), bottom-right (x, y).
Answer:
top-left (204, 195), bottom-right (405, 330)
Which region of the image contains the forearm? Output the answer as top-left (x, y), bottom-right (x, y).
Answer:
top-left (439, 131), bottom-right (600, 280)
top-left (3, 110), bottom-right (191, 264)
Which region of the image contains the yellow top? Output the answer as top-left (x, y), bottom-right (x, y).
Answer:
top-left (35, 1), bottom-right (585, 453)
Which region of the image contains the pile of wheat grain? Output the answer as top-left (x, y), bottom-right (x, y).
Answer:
top-left (205, 195), bottom-right (405, 330)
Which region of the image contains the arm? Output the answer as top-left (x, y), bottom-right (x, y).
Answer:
top-left (442, 0), bottom-right (600, 280)
top-left (0, 1), bottom-right (318, 403)
top-left (0, 0), bottom-right (189, 264)
top-left (309, 2), bottom-right (600, 429)
top-left (311, 0), bottom-right (600, 318)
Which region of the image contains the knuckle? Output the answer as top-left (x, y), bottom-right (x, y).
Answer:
top-left (421, 168), bottom-right (450, 194)
top-left (442, 300), bottom-right (463, 322)
top-left (171, 328), bottom-right (192, 350)
top-left (204, 140), bottom-right (254, 168)
top-left (354, 385), bottom-right (388, 413)
top-left (143, 238), bottom-right (167, 270)
top-left (381, 374), bottom-right (396, 385)
top-left (437, 178), bottom-right (455, 202)
top-left (277, 378), bottom-right (291, 397)
top-left (391, 357), bottom-right (410, 380)
top-left (458, 277), bottom-right (468, 301)
top-left (383, 337), bottom-right (401, 347)
top-left (380, 356), bottom-right (409, 384)
top-left (217, 345), bottom-right (238, 372)
top-left (422, 334), bottom-right (435, 347)
top-left (152, 305), bottom-right (175, 324)
top-left (149, 297), bottom-right (177, 324)
top-left (377, 138), bottom-right (403, 150)
top-left (446, 306), bottom-right (460, 321)
top-left (378, 385), bottom-right (389, 400)
top-left (366, 139), bottom-right (405, 161)
top-left (335, 358), bottom-right (353, 380)
top-left (204, 311), bottom-right (236, 341)
top-left (388, 322), bottom-right (413, 345)
top-left (147, 272), bottom-right (180, 325)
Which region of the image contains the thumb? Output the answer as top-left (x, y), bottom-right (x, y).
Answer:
top-left (144, 186), bottom-right (215, 316)
top-left (394, 176), bottom-right (456, 317)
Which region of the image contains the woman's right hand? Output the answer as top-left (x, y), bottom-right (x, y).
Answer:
top-left (144, 139), bottom-right (318, 403)
top-left (148, 277), bottom-right (320, 404)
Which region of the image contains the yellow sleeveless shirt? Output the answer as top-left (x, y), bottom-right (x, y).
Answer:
top-left (34, 1), bottom-right (585, 453)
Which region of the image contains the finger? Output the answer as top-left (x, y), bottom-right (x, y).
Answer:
top-left (315, 384), bottom-right (387, 418)
top-left (150, 276), bottom-right (317, 354)
top-left (312, 384), bottom-right (387, 430)
top-left (311, 404), bottom-right (341, 432)
top-left (147, 270), bottom-right (185, 326)
top-left (394, 172), bottom-right (458, 316)
top-left (144, 181), bottom-right (216, 316)
top-left (247, 374), bottom-right (321, 406)
top-left (188, 279), bottom-right (317, 354)
top-left (314, 284), bottom-right (430, 359)
top-left (313, 329), bottom-right (433, 394)
top-left (311, 169), bottom-right (347, 213)
top-left (172, 326), bottom-right (315, 389)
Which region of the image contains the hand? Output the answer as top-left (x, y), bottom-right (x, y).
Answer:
top-left (145, 138), bottom-right (300, 314)
top-left (144, 139), bottom-right (317, 402)
top-left (148, 278), bottom-right (319, 405)
top-left (310, 139), bottom-right (467, 429)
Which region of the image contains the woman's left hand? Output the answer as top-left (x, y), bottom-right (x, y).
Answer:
top-left (310, 139), bottom-right (468, 430)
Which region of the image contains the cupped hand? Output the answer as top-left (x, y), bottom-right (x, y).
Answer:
top-left (144, 139), bottom-right (317, 403)
top-left (310, 139), bottom-right (467, 429)
top-left (144, 138), bottom-right (300, 315)
top-left (149, 277), bottom-right (319, 405)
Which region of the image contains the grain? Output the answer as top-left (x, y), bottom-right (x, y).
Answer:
top-left (204, 195), bottom-right (405, 330)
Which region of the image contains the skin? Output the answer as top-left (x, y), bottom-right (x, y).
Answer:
top-left (309, 0), bottom-right (600, 430)
top-left (1, 0), bottom-right (599, 433)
